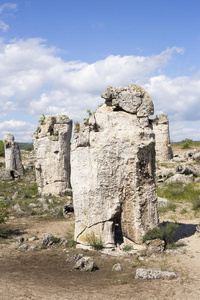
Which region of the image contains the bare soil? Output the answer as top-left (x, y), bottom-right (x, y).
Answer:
top-left (1, 214), bottom-right (200, 300)
top-left (1, 145), bottom-right (200, 299)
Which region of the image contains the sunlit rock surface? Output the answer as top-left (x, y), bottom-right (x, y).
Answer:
top-left (71, 84), bottom-right (158, 248)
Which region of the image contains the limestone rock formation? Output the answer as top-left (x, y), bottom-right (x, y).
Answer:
top-left (135, 268), bottom-right (178, 280)
top-left (165, 173), bottom-right (194, 184)
top-left (151, 114), bottom-right (173, 162)
top-left (71, 84), bottom-right (159, 248)
top-left (32, 115), bottom-right (72, 196)
top-left (3, 134), bottom-right (24, 175)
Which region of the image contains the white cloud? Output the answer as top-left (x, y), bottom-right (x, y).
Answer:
top-left (0, 3), bottom-right (17, 14)
top-left (0, 20), bottom-right (8, 32)
top-left (0, 3), bottom-right (17, 32)
top-left (0, 119), bottom-right (35, 141)
top-left (0, 37), bottom-right (199, 142)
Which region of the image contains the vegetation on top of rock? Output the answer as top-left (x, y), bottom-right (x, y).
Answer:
top-left (38, 114), bottom-right (46, 125)
top-left (74, 122), bottom-right (80, 132)
top-left (83, 109), bottom-right (93, 124)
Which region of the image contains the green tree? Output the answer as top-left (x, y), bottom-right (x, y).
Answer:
top-left (0, 140), bottom-right (5, 157)
top-left (181, 138), bottom-right (193, 149)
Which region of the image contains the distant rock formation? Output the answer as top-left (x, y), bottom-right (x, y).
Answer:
top-left (32, 115), bottom-right (72, 196)
top-left (151, 114), bottom-right (173, 161)
top-left (3, 134), bottom-right (24, 176)
top-left (71, 84), bottom-right (158, 248)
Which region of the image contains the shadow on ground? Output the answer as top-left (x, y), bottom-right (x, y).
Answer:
top-left (0, 226), bottom-right (27, 239)
top-left (173, 223), bottom-right (197, 242)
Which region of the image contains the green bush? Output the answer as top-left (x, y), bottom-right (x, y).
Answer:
top-left (143, 222), bottom-right (179, 247)
top-left (162, 222), bottom-right (179, 245)
top-left (143, 227), bottom-right (163, 242)
top-left (181, 138), bottom-right (193, 149)
top-left (0, 199), bottom-right (9, 224)
top-left (0, 140), bottom-right (5, 157)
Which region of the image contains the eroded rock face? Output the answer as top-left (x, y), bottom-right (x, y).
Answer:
top-left (151, 114), bottom-right (173, 162)
top-left (71, 84), bottom-right (158, 248)
top-left (32, 115), bottom-right (72, 196)
top-left (3, 134), bottom-right (24, 176)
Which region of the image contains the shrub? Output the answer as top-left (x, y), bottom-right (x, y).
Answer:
top-left (83, 109), bottom-right (93, 124)
top-left (85, 231), bottom-right (103, 250)
top-left (38, 114), bottom-right (45, 125)
top-left (0, 140), bottom-right (5, 157)
top-left (51, 236), bottom-right (61, 244)
top-left (181, 138), bottom-right (193, 149)
top-left (67, 239), bottom-right (77, 248)
top-left (123, 245), bottom-right (133, 251)
top-left (143, 227), bottom-right (163, 242)
top-left (0, 199), bottom-right (9, 224)
top-left (143, 222), bottom-right (179, 247)
top-left (161, 222), bottom-right (179, 245)
top-left (74, 122), bottom-right (80, 132)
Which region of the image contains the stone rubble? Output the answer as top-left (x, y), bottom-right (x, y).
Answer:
top-left (135, 268), bottom-right (178, 280)
top-left (165, 173), bottom-right (194, 184)
top-left (73, 256), bottom-right (96, 272)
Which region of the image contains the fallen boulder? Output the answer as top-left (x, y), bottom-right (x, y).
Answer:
top-left (135, 268), bottom-right (178, 280)
top-left (165, 174), bottom-right (193, 184)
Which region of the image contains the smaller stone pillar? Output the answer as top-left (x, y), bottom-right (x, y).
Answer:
top-left (3, 134), bottom-right (24, 175)
top-left (151, 114), bottom-right (173, 162)
top-left (32, 115), bottom-right (72, 196)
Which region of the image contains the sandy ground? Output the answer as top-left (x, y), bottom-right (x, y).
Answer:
top-left (1, 215), bottom-right (200, 300)
top-left (1, 145), bottom-right (200, 299)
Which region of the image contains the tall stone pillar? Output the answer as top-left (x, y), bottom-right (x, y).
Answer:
top-left (71, 84), bottom-right (158, 248)
top-left (151, 114), bottom-right (173, 162)
top-left (32, 115), bottom-right (72, 196)
top-left (3, 134), bottom-right (24, 176)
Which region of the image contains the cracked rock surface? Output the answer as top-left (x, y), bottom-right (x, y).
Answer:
top-left (32, 115), bottom-right (72, 196)
top-left (71, 85), bottom-right (158, 248)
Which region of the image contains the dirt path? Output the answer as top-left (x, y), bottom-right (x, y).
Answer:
top-left (1, 216), bottom-right (200, 300)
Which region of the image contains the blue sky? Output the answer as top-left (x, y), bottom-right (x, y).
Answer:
top-left (0, 0), bottom-right (200, 141)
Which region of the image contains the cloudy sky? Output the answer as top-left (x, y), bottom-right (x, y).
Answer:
top-left (0, 0), bottom-right (200, 142)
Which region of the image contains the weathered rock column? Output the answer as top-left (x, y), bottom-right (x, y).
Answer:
top-left (32, 115), bottom-right (72, 196)
top-left (151, 114), bottom-right (173, 162)
top-left (3, 134), bottom-right (24, 176)
top-left (71, 84), bottom-right (159, 248)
